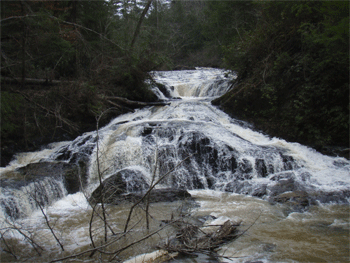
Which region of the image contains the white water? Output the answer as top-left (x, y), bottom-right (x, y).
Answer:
top-left (0, 68), bottom-right (349, 262)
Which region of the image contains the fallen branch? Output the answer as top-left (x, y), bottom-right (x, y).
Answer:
top-left (50, 218), bottom-right (178, 263)
top-left (163, 219), bottom-right (241, 255)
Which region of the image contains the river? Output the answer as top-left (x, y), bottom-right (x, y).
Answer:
top-left (0, 68), bottom-right (349, 262)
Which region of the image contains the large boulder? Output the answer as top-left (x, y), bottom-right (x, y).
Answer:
top-left (89, 168), bottom-right (149, 205)
top-left (89, 168), bottom-right (192, 205)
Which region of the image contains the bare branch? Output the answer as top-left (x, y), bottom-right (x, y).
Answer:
top-left (31, 189), bottom-right (64, 251)
top-left (124, 154), bottom-right (194, 233)
top-left (1, 14), bottom-right (125, 51)
top-left (0, 232), bottom-right (18, 260)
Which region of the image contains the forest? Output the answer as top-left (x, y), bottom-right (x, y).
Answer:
top-left (1, 0), bottom-right (349, 165)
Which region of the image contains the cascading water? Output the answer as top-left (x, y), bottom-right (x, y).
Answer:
top-left (0, 68), bottom-right (349, 262)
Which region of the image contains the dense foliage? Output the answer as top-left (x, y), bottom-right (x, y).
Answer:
top-left (214, 1), bottom-right (349, 152)
top-left (1, 1), bottom-right (349, 165)
top-left (1, 0), bottom-right (160, 164)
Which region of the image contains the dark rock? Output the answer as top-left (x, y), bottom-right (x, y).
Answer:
top-left (280, 153), bottom-right (297, 170)
top-left (142, 127), bottom-right (153, 136)
top-left (269, 171), bottom-right (294, 181)
top-left (267, 172), bottom-right (314, 210)
top-left (299, 172), bottom-right (311, 182)
top-left (156, 83), bottom-right (173, 98)
top-left (272, 191), bottom-right (311, 208)
top-left (54, 136), bottom-right (96, 163)
top-left (267, 163), bottom-right (274, 174)
top-left (238, 158), bottom-right (253, 174)
top-left (89, 168), bottom-right (150, 205)
top-left (251, 184), bottom-right (267, 197)
top-left (176, 131), bottom-right (238, 188)
top-left (311, 189), bottom-right (350, 203)
top-left (224, 180), bottom-right (254, 195)
top-left (224, 181), bottom-right (236, 192)
top-left (267, 170), bottom-right (350, 211)
top-left (0, 197), bottom-right (20, 219)
top-left (235, 164), bottom-right (254, 180)
top-left (268, 173), bottom-right (301, 198)
top-left (333, 159), bottom-right (349, 167)
top-left (255, 159), bottom-right (268, 177)
top-left (66, 157), bottom-right (89, 193)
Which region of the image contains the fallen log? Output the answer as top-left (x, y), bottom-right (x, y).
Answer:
top-left (1, 77), bottom-right (70, 85)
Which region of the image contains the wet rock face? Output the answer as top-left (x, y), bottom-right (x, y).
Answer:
top-left (0, 160), bottom-right (88, 194)
top-left (0, 161), bottom-right (82, 219)
top-left (144, 130), bottom-right (239, 190)
top-left (220, 169), bottom-right (350, 212)
top-left (268, 172), bottom-right (302, 196)
top-left (266, 172), bottom-right (350, 211)
top-left (312, 189), bottom-right (350, 204)
top-left (267, 172), bottom-right (312, 210)
top-left (141, 126), bottom-right (304, 196)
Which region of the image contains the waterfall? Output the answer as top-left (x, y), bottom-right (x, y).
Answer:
top-left (1, 68), bottom-right (349, 219)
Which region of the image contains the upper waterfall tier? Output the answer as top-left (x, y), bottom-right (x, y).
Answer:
top-left (150, 67), bottom-right (236, 99)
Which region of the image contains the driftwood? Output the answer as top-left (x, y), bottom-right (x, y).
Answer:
top-left (106, 96), bottom-right (170, 108)
top-left (161, 220), bottom-right (241, 255)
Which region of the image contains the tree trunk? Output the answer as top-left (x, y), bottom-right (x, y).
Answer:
top-left (130, 0), bottom-right (153, 49)
top-left (21, 1), bottom-right (26, 89)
